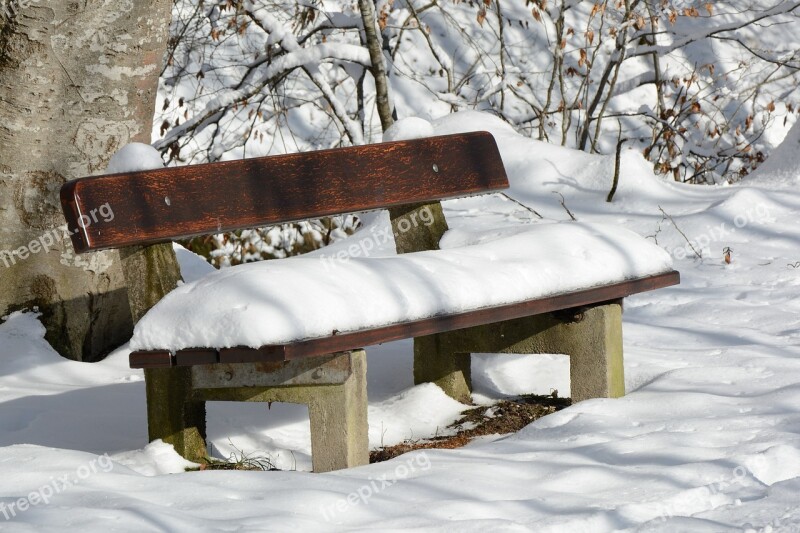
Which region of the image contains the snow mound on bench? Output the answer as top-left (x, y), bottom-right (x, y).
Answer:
top-left (130, 221), bottom-right (672, 351)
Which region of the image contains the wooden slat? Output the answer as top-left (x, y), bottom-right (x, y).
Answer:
top-left (129, 271), bottom-right (679, 368)
top-left (130, 350), bottom-right (174, 369)
top-left (174, 349), bottom-right (218, 366)
top-left (217, 346), bottom-right (286, 365)
top-left (60, 132), bottom-right (508, 253)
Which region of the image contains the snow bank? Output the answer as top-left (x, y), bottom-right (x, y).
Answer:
top-left (130, 222), bottom-right (672, 351)
top-left (745, 118), bottom-right (800, 187)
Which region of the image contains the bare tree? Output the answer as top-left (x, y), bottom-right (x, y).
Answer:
top-left (157, 0), bottom-right (380, 264)
top-left (155, 0), bottom-right (800, 263)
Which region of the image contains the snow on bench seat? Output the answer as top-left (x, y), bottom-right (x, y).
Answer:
top-left (130, 221), bottom-right (673, 352)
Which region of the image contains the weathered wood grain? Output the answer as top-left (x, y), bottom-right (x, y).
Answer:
top-left (60, 132), bottom-right (508, 253)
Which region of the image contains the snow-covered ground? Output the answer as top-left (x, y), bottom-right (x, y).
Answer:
top-left (1, 112), bottom-right (800, 531)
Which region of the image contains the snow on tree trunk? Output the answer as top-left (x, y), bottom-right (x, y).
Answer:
top-left (0, 1), bottom-right (177, 361)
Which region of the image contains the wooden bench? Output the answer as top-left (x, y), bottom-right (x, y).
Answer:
top-left (60, 132), bottom-right (679, 472)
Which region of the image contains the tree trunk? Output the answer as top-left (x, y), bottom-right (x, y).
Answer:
top-left (354, 0), bottom-right (448, 251)
top-left (0, 1), bottom-right (177, 361)
top-left (357, 0), bottom-right (394, 133)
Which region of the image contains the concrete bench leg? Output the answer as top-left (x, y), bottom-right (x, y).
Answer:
top-left (413, 336), bottom-right (472, 404)
top-left (306, 361), bottom-right (369, 472)
top-left (144, 367), bottom-right (208, 462)
top-left (559, 303), bottom-right (624, 402)
top-left (413, 300), bottom-right (624, 403)
top-left (188, 350), bottom-right (369, 472)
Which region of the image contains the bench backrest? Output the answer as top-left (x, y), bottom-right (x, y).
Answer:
top-left (60, 132), bottom-right (508, 253)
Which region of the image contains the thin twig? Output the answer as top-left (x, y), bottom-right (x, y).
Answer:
top-left (553, 192), bottom-right (577, 221)
top-left (607, 120), bottom-right (626, 203)
top-left (645, 212), bottom-right (665, 245)
top-left (658, 206), bottom-right (702, 259)
top-left (499, 192), bottom-right (544, 219)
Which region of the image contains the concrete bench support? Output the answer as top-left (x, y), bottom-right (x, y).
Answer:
top-left (144, 350), bottom-right (369, 472)
top-left (414, 300), bottom-right (624, 403)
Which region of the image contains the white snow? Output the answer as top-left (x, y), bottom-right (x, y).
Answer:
top-left (105, 143), bottom-right (164, 174)
top-left (382, 117), bottom-right (435, 142)
top-left (1, 110), bottom-right (800, 530)
top-left (744, 118), bottom-right (800, 188)
top-left (172, 243), bottom-right (216, 283)
top-left (131, 222), bottom-right (672, 351)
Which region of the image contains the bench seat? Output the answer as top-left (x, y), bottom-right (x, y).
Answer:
top-left (130, 221), bottom-right (675, 367)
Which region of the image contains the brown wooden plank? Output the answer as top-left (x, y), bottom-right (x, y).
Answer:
top-left (61, 132), bottom-right (509, 253)
top-left (129, 271), bottom-right (679, 368)
top-left (280, 270), bottom-right (680, 360)
top-left (175, 349), bottom-right (218, 366)
top-left (129, 350), bottom-right (174, 369)
top-left (217, 346), bottom-right (286, 365)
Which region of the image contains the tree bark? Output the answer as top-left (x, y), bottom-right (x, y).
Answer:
top-left (0, 0), bottom-right (177, 361)
top-left (357, 0), bottom-right (394, 132)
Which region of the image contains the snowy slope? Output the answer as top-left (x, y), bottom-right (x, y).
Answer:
top-left (1, 111), bottom-right (799, 531)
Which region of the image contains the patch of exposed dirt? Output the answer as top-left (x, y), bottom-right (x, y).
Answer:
top-left (370, 394), bottom-right (571, 463)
